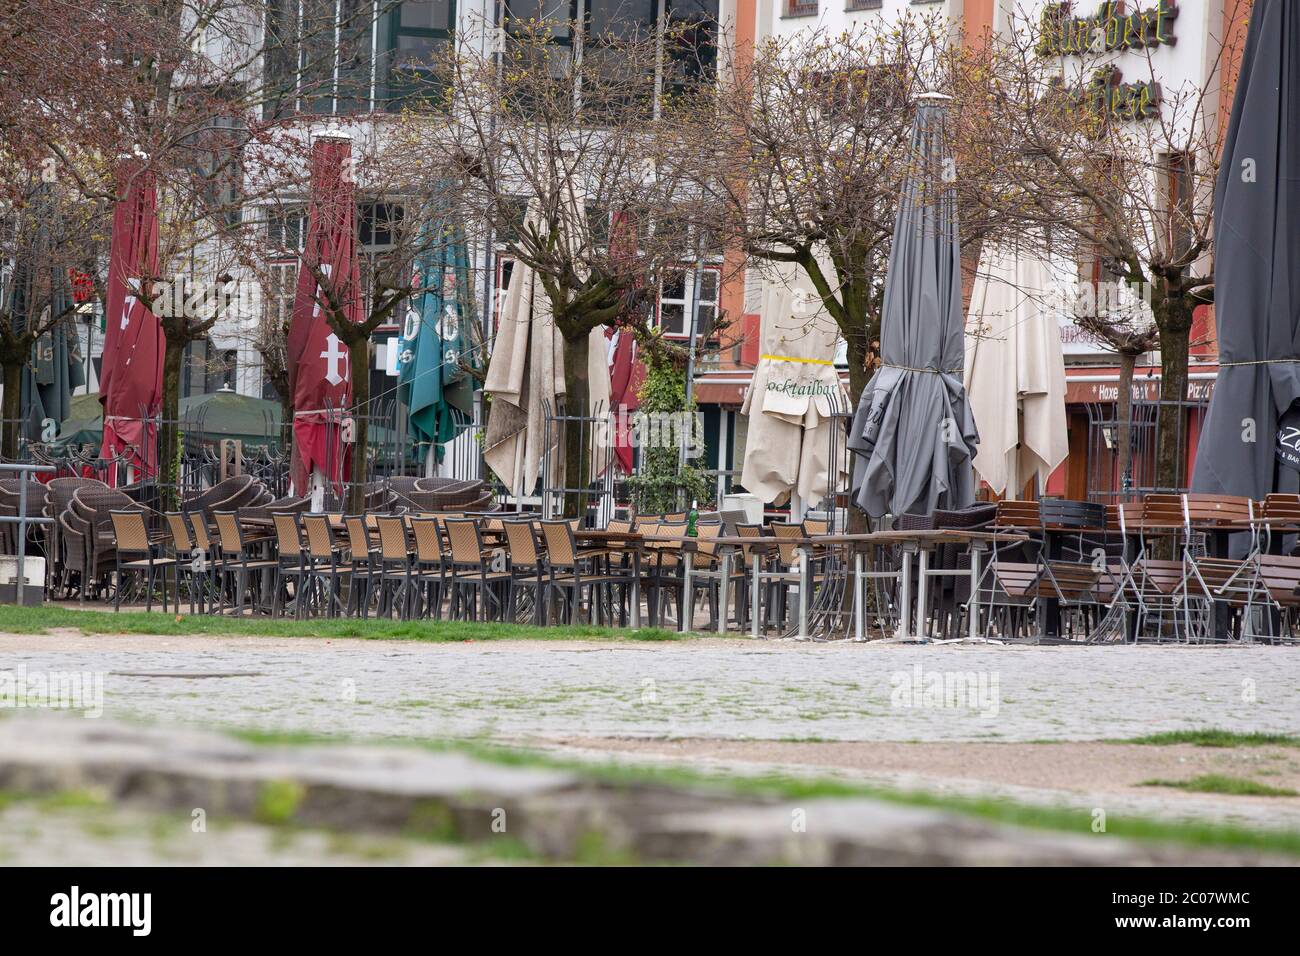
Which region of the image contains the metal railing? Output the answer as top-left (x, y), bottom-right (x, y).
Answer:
top-left (0, 462), bottom-right (54, 606)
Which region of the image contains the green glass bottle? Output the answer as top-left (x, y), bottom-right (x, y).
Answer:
top-left (686, 500), bottom-right (699, 537)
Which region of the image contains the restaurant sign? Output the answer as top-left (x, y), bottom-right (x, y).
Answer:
top-left (1036, 1), bottom-right (1179, 57)
top-left (1048, 66), bottom-right (1162, 122)
top-left (1277, 404), bottom-right (1300, 473)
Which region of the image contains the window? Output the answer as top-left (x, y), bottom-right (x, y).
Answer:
top-left (263, 1), bottom-right (452, 116)
top-left (784, 0), bottom-right (818, 17)
top-left (657, 266), bottom-right (719, 337)
top-left (264, 261), bottom-right (298, 334)
top-left (502, 0), bottom-right (719, 116)
top-left (382, 0), bottom-right (454, 109)
top-left (215, 350), bottom-right (238, 391)
top-left (845, 0), bottom-right (881, 9)
top-left (266, 208), bottom-right (306, 253)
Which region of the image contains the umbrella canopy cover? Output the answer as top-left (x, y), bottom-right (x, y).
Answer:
top-left (286, 135), bottom-right (361, 492)
top-left (1192, 0), bottom-right (1300, 498)
top-left (397, 219), bottom-right (476, 457)
top-left (740, 258), bottom-right (847, 505)
top-left (964, 243), bottom-right (1069, 496)
top-left (483, 190), bottom-right (613, 498)
top-left (99, 161), bottom-right (164, 480)
top-left (848, 101), bottom-right (979, 518)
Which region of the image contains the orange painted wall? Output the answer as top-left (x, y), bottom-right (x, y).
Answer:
top-left (718, 0), bottom-right (758, 377)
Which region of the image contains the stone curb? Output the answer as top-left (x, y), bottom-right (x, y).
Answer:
top-left (0, 716), bottom-right (1288, 866)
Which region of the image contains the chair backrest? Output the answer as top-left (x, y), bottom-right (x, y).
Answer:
top-left (301, 513), bottom-right (336, 559)
top-left (212, 511), bottom-right (244, 555)
top-left (693, 522), bottom-right (721, 567)
top-left (502, 520), bottom-right (541, 567)
top-left (1139, 493), bottom-right (1186, 530)
top-left (1182, 493), bottom-right (1253, 527)
top-left (410, 517), bottom-right (444, 563)
top-left (735, 522), bottom-right (770, 559)
top-left (1038, 497), bottom-right (1105, 530)
top-left (343, 516), bottom-right (371, 559)
top-left (994, 499), bottom-right (1040, 529)
top-left (376, 515), bottom-right (411, 561)
top-left (770, 521), bottom-right (804, 565)
top-left (540, 520), bottom-right (578, 567)
top-left (165, 512), bottom-right (193, 552)
top-left (802, 517), bottom-right (829, 537)
top-left (444, 518), bottom-right (484, 565)
top-left (1260, 493), bottom-right (1300, 523)
top-left (272, 513), bottom-right (303, 556)
top-left (110, 510), bottom-right (151, 555)
top-left (187, 511), bottom-right (212, 551)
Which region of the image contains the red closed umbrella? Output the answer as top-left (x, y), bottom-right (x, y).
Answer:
top-left (607, 211), bottom-right (644, 475)
top-left (99, 161), bottom-right (164, 483)
top-left (286, 135), bottom-right (361, 494)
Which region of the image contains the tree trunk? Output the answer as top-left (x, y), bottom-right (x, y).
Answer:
top-left (1115, 348), bottom-right (1137, 500)
top-left (158, 332), bottom-right (185, 512)
top-left (561, 332), bottom-right (591, 520)
top-left (1155, 303), bottom-right (1193, 493)
top-left (843, 331), bottom-right (874, 535)
top-left (347, 335), bottom-right (370, 515)
top-left (1, 357), bottom-right (24, 461)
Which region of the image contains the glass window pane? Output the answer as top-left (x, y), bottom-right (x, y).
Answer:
top-left (400, 0), bottom-right (452, 30)
top-left (587, 0), bottom-right (657, 39)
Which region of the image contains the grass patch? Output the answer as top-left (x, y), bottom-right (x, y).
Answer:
top-left (1120, 729), bottom-right (1300, 748)
top-left (0, 604), bottom-right (685, 643)
top-left (1141, 775), bottom-right (1299, 798)
top-left (254, 779), bottom-right (306, 826)
top-left (227, 726), bottom-right (1300, 858)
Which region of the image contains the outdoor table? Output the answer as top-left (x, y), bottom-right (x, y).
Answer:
top-left (574, 529), bottom-right (645, 629)
top-left (819, 530), bottom-right (1029, 642)
top-left (636, 533), bottom-right (760, 636)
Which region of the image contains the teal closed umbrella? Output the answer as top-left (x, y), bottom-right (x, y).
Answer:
top-left (397, 220), bottom-right (476, 459)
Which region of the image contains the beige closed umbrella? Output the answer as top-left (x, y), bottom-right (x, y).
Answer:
top-left (483, 191), bottom-right (612, 499)
top-left (741, 259), bottom-right (847, 507)
top-left (964, 244), bottom-right (1069, 497)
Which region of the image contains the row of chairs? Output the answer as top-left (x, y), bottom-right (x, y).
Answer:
top-left (978, 493), bottom-right (1300, 642)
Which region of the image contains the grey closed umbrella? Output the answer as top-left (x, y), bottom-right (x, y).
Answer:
top-left (1192, 0), bottom-right (1300, 498)
top-left (848, 96), bottom-right (978, 518)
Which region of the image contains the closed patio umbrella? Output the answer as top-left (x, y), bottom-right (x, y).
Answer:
top-left (1192, 0), bottom-right (1300, 498)
top-left (99, 160), bottom-right (164, 482)
top-left (483, 188), bottom-right (612, 499)
top-left (964, 242), bottom-right (1068, 497)
top-left (286, 134), bottom-right (361, 496)
top-left (397, 218), bottom-right (476, 461)
top-left (740, 259), bottom-right (847, 507)
top-left (848, 96), bottom-right (978, 518)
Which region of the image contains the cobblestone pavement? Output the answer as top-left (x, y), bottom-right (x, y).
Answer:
top-left (2, 631), bottom-right (1296, 743)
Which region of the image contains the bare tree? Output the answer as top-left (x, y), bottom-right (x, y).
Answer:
top-left (963, 7), bottom-right (1241, 491)
top-left (398, 16), bottom-right (728, 511)
top-left (680, 16), bottom-right (997, 411)
top-left (0, 170), bottom-right (104, 458)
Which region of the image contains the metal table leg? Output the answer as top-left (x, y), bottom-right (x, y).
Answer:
top-left (854, 551), bottom-right (864, 642)
top-left (915, 548), bottom-right (929, 640)
top-left (796, 547), bottom-right (810, 639)
top-left (751, 554), bottom-right (761, 639)
top-left (717, 548), bottom-right (731, 635)
top-left (632, 549), bottom-right (642, 629)
top-left (969, 541), bottom-right (983, 641)
top-left (681, 560), bottom-right (693, 633)
top-left (898, 545), bottom-right (914, 640)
